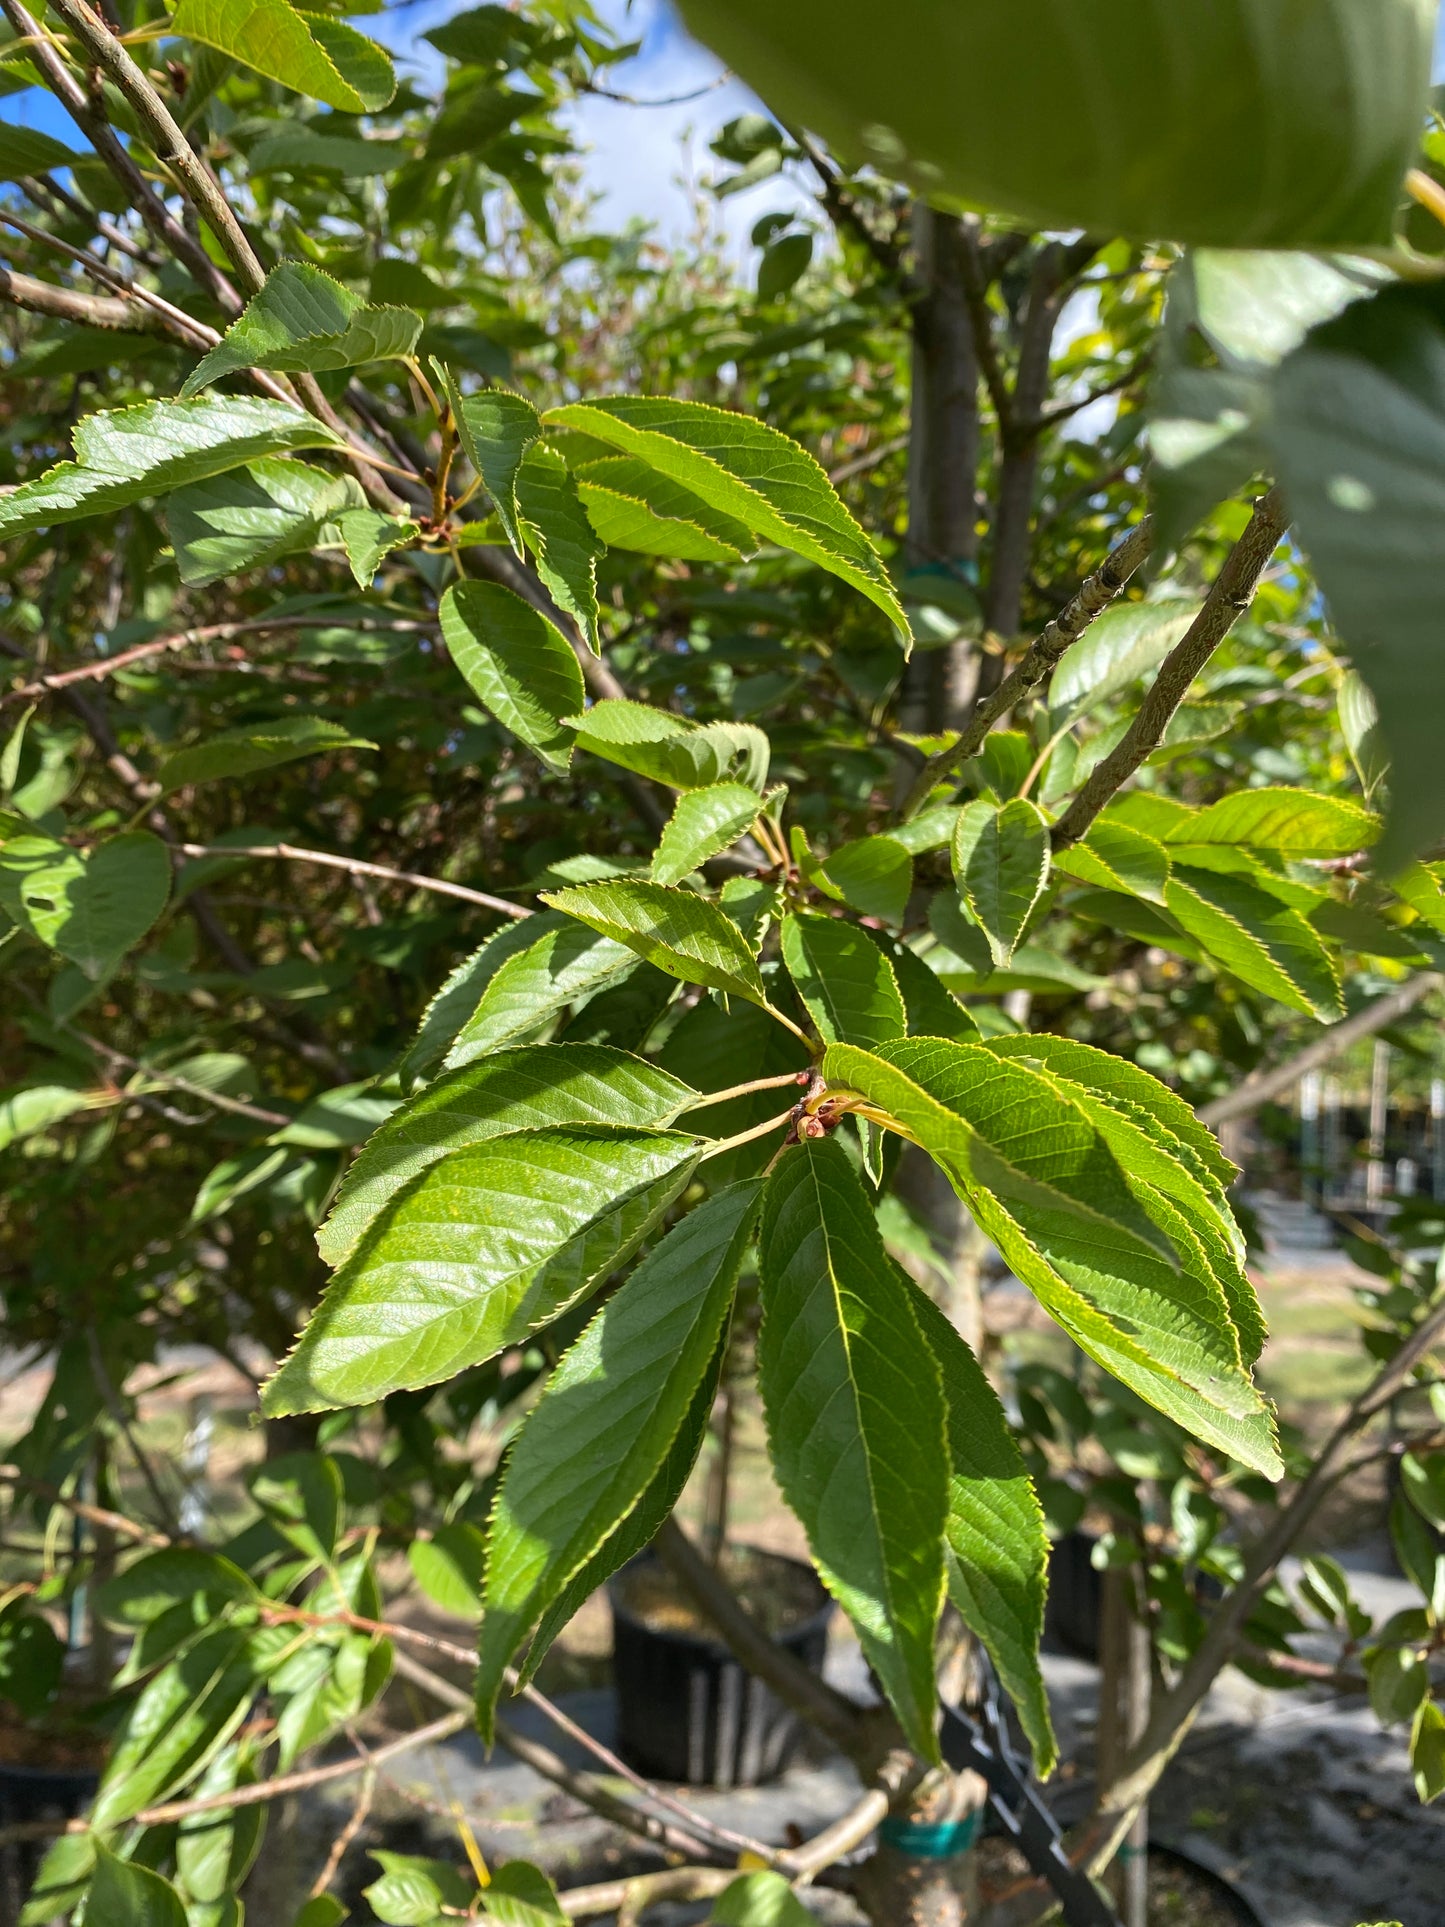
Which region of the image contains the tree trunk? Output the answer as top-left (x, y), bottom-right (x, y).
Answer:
top-left (1097, 1565), bottom-right (1151, 1927)
top-left (854, 1767), bottom-right (990, 1927)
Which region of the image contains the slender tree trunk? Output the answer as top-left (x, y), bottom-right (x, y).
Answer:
top-left (900, 202), bottom-right (982, 741)
top-left (1097, 1565), bottom-right (1151, 1927)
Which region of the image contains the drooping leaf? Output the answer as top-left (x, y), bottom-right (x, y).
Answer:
top-left (540, 880), bottom-right (772, 1011)
top-left (1411, 1699), bottom-right (1445, 1804)
top-left (167, 458), bottom-right (365, 586)
top-left (906, 1286), bottom-right (1054, 1774)
top-left (170, 0), bottom-right (396, 112)
top-left (652, 783), bottom-right (763, 885)
top-left (182, 263), bottom-right (419, 395)
top-left (1164, 864), bottom-right (1344, 1020)
top-left (710, 1871), bottom-right (816, 1927)
top-left (544, 396), bottom-right (910, 639)
top-left (781, 912), bottom-right (905, 1048)
top-left (476, 1182), bottom-right (760, 1733)
top-left (88, 1844), bottom-right (188, 1927)
top-left (675, 0), bottom-right (1430, 248)
top-left (820, 834), bottom-right (913, 925)
top-left (479, 1861), bottom-right (567, 1926)
top-left (1271, 279), bottom-right (1445, 866)
top-left (516, 443), bottom-right (604, 651)
top-left (2, 830), bottom-right (170, 979)
top-left (0, 395), bottom-right (345, 542)
top-left (159, 716), bottom-right (374, 795)
top-left (953, 798), bottom-right (1050, 966)
top-left (759, 1136), bottom-right (947, 1759)
top-left (0, 1084), bottom-right (99, 1151)
top-left (440, 580), bottom-right (583, 773)
top-left (443, 377), bottom-right (541, 556)
top-left (365, 1853), bottom-right (475, 1926)
top-left (568, 698), bottom-right (770, 793)
top-left (262, 1127), bottom-right (699, 1413)
top-left (1167, 788), bottom-right (1378, 858)
top-left (822, 1038), bottom-right (1282, 1476)
top-left (444, 920), bottom-right (638, 1069)
top-left (318, 1044), bottom-right (694, 1266)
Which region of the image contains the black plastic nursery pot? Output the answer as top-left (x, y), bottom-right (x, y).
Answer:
top-left (0, 1759), bottom-right (100, 1927)
top-left (1045, 1528), bottom-right (1104, 1659)
top-left (608, 1546), bottom-right (832, 1788)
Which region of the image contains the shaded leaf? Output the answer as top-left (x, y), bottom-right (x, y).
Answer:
top-left (953, 798), bottom-right (1050, 966)
top-left (477, 1183), bottom-right (760, 1734)
top-left (516, 443), bottom-right (604, 651)
top-left (541, 879), bottom-right (771, 1011)
top-left (1048, 599), bottom-right (1199, 718)
top-left (1054, 821), bottom-right (1169, 905)
top-left (167, 458), bottom-right (364, 586)
top-left (2, 830), bottom-right (170, 979)
top-left (568, 698), bottom-right (769, 793)
top-left (781, 912), bottom-right (905, 1049)
top-left (444, 920), bottom-right (638, 1069)
top-left (821, 834), bottom-right (912, 925)
top-left (159, 716), bottom-right (374, 794)
top-left (1165, 865), bottom-right (1344, 1020)
top-left (443, 378), bottom-right (541, 556)
top-left (89, 1845), bottom-right (187, 1927)
top-left (440, 580), bottom-right (583, 773)
top-left (759, 1136), bottom-right (947, 1759)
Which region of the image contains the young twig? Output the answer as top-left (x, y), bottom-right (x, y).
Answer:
top-left (309, 1763), bottom-right (376, 1897)
top-left (176, 843), bottom-right (533, 921)
top-left (1052, 487), bottom-right (1289, 847)
top-left (900, 516), bottom-right (1155, 817)
top-left (84, 1328), bottom-right (181, 1541)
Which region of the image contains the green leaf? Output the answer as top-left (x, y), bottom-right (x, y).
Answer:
top-left (675, 0), bottom-right (1430, 248)
top-left (96, 1548), bottom-right (256, 1627)
top-left (1165, 865), bottom-right (1344, 1020)
top-left (408, 1522), bottom-right (487, 1621)
top-left (710, 1871), bottom-right (815, 1926)
top-left (0, 124), bottom-right (80, 180)
top-left (759, 1136), bottom-right (947, 1760)
top-left (823, 1038), bottom-right (1281, 1476)
top-left (821, 834), bottom-right (913, 925)
top-left (0, 395), bottom-right (345, 542)
top-left (444, 920), bottom-right (639, 1070)
top-left (906, 1287), bottom-right (1054, 1774)
top-left (2, 830), bottom-right (170, 979)
top-left (1047, 599), bottom-right (1199, 719)
top-left (397, 917), bottom-right (585, 1086)
top-left (544, 396), bottom-right (910, 641)
top-left (89, 1844), bottom-right (187, 1927)
top-left (262, 1127), bottom-right (699, 1414)
top-left (1401, 1451), bottom-right (1445, 1532)
top-left (540, 880), bottom-right (772, 1011)
top-left (781, 912), bottom-right (905, 1049)
top-left (1411, 1699), bottom-right (1445, 1803)
top-left (1167, 788), bottom-right (1378, 858)
top-left (1365, 1644), bottom-right (1428, 1728)
top-left (336, 508), bottom-right (418, 585)
top-left (170, 0), bottom-right (396, 112)
top-left (953, 798), bottom-right (1050, 967)
top-left (1054, 821), bottom-right (1169, 905)
top-left (182, 263), bottom-right (419, 396)
top-left (516, 443), bottom-right (604, 651)
top-left (0, 1083), bottom-right (98, 1151)
top-left (1339, 669), bottom-right (1390, 801)
top-left (576, 461), bottom-right (748, 562)
top-left (863, 931), bottom-right (980, 1042)
top-left (167, 458), bottom-right (365, 587)
top-left (1271, 279), bottom-right (1445, 866)
top-left (440, 581), bottom-right (583, 774)
top-left (987, 1034), bottom-right (1264, 1365)
top-left (91, 1627), bottom-right (261, 1830)
top-left (293, 1893), bottom-right (349, 1927)
top-left (250, 129), bottom-right (408, 177)
top-left (658, 994), bottom-right (810, 1185)
top-left (365, 1853), bottom-right (474, 1926)
top-left (568, 698), bottom-right (769, 793)
top-left (159, 716), bottom-right (374, 795)
top-left (442, 378), bottom-right (541, 557)
top-left (652, 783), bottom-right (763, 885)
top-left (318, 1043), bottom-right (693, 1266)
top-left (476, 1183), bottom-right (760, 1735)
top-left (480, 1862), bottom-right (567, 1926)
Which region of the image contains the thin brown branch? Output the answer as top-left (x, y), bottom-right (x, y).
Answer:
top-left (0, 261), bottom-right (160, 331)
top-left (0, 1466), bottom-right (169, 1548)
top-left (72, 1028), bottom-right (293, 1127)
top-left (47, 0), bottom-right (266, 297)
top-left (828, 433), bottom-right (910, 485)
top-left (0, 0), bottom-right (240, 312)
top-left (559, 1868), bottom-right (736, 1920)
top-left (309, 1763), bottom-right (376, 1897)
top-left (1052, 487), bottom-right (1289, 847)
top-left (0, 1710), bottom-right (471, 1845)
top-left (0, 208), bottom-right (216, 348)
top-left (956, 222), bottom-right (1014, 434)
top-left (900, 517), bottom-right (1154, 818)
top-left (177, 843), bottom-right (533, 922)
top-left (85, 1327), bottom-right (180, 1540)
top-left (1199, 974), bottom-right (1444, 1127)
top-left (1083, 1290), bottom-right (1445, 1866)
